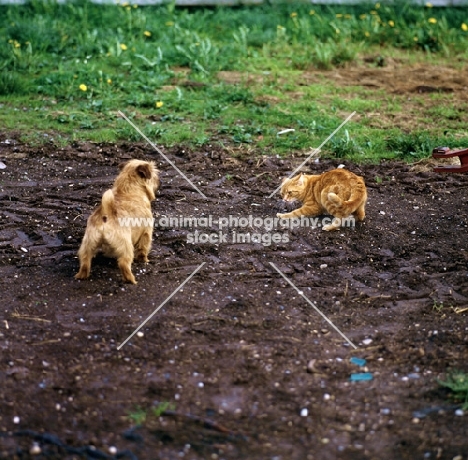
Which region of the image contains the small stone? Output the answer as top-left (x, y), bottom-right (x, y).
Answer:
top-left (454, 409), bottom-right (464, 417)
top-left (29, 443), bottom-right (41, 455)
top-left (380, 408), bottom-right (391, 415)
top-left (300, 408), bottom-right (308, 417)
top-left (197, 382), bottom-right (204, 388)
top-left (137, 331), bottom-right (144, 338)
top-left (108, 446), bottom-right (118, 455)
top-left (0, 161), bottom-right (6, 169)
top-left (20, 247), bottom-right (28, 253)
top-left (320, 264), bottom-right (328, 269)
top-left (412, 417), bottom-right (420, 424)
top-left (379, 211), bottom-right (385, 215)
top-left (362, 338), bottom-right (373, 346)
top-left (323, 393), bottom-right (331, 401)
top-left (13, 416), bottom-right (20, 424)
top-left (453, 456), bottom-right (463, 460)
top-left (321, 438), bottom-right (330, 444)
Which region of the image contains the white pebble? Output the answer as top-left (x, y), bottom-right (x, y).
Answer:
top-left (320, 264), bottom-right (327, 269)
top-left (20, 247), bottom-right (28, 253)
top-left (300, 408), bottom-right (308, 417)
top-left (137, 331), bottom-right (144, 338)
top-left (13, 416), bottom-right (20, 424)
top-left (29, 443), bottom-right (41, 455)
top-left (455, 409), bottom-right (464, 417)
top-left (323, 393), bottom-right (331, 401)
top-left (379, 211), bottom-right (386, 215)
top-left (109, 446), bottom-right (118, 455)
top-left (362, 338), bottom-right (373, 346)
top-left (197, 382), bottom-right (204, 388)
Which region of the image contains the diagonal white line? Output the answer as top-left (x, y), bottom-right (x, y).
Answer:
top-left (117, 262), bottom-right (206, 350)
top-left (268, 111), bottom-right (356, 198)
top-left (118, 110), bottom-right (208, 199)
top-left (269, 262), bottom-right (357, 349)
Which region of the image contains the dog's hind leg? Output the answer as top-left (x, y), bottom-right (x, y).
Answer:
top-left (117, 241), bottom-right (137, 284)
top-left (135, 230), bottom-right (152, 263)
top-left (75, 236), bottom-right (97, 280)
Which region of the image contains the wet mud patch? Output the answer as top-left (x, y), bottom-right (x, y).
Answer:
top-left (0, 135), bottom-right (467, 459)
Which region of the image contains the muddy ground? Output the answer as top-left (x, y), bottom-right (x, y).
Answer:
top-left (0, 131), bottom-right (467, 460)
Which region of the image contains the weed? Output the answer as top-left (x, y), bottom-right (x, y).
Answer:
top-left (127, 406), bottom-right (147, 425)
top-left (0, 72), bottom-right (29, 96)
top-left (438, 371), bottom-right (468, 409)
top-left (152, 401), bottom-right (176, 417)
top-left (432, 300), bottom-right (445, 313)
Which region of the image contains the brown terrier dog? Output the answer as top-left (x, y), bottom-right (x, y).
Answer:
top-left (75, 159), bottom-right (160, 284)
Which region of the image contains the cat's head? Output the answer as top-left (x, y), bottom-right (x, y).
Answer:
top-left (279, 174), bottom-right (308, 202)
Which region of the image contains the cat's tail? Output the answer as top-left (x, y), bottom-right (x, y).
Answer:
top-left (328, 182), bottom-right (367, 216)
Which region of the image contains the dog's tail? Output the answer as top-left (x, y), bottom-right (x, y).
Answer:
top-left (327, 181), bottom-right (366, 216)
top-left (101, 189), bottom-right (115, 223)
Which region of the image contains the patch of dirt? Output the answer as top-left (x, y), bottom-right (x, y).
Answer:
top-left (300, 62), bottom-right (468, 97)
top-left (0, 133), bottom-right (467, 460)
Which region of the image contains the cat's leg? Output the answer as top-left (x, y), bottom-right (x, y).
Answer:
top-left (322, 217), bottom-right (343, 231)
top-left (354, 202), bottom-right (366, 222)
top-left (277, 204), bottom-right (322, 219)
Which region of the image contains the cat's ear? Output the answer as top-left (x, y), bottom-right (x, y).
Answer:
top-left (281, 177), bottom-right (289, 184)
top-left (297, 174), bottom-right (305, 186)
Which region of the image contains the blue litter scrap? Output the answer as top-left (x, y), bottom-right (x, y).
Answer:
top-left (350, 357), bottom-right (367, 367)
top-left (350, 372), bottom-right (374, 382)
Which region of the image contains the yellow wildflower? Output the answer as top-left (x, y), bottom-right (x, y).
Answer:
top-left (345, 14), bottom-right (352, 19)
top-left (107, 78), bottom-right (112, 84)
top-left (336, 13), bottom-right (343, 18)
top-left (14, 41), bottom-right (20, 48)
top-left (428, 18), bottom-right (437, 24)
top-left (144, 30), bottom-right (152, 37)
top-left (360, 14), bottom-right (367, 19)
top-left (290, 12), bottom-right (297, 18)
top-left (365, 31), bottom-right (370, 37)
top-left (133, 4), bottom-right (137, 7)
top-left (126, 6), bottom-right (131, 10)
top-left (375, 2), bottom-right (380, 8)
top-left (79, 84), bottom-right (87, 91)
top-left (388, 20), bottom-right (395, 27)
top-left (414, 37), bottom-right (418, 41)
top-left (121, 2), bottom-right (129, 6)
top-left (462, 23), bottom-right (468, 31)
top-left (120, 43), bottom-right (128, 51)
top-left (309, 9), bottom-right (315, 15)
top-left (166, 21), bottom-right (174, 26)
top-left (156, 101), bottom-right (164, 108)
top-left (426, 2), bottom-right (433, 7)
top-left (370, 10), bottom-right (378, 15)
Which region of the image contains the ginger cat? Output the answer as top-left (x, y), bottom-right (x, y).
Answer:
top-left (277, 168), bottom-right (367, 231)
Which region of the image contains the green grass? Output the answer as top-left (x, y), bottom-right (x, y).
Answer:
top-left (1, 1), bottom-right (468, 160)
top-left (438, 371), bottom-right (468, 409)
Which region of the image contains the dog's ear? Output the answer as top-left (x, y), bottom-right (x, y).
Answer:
top-left (136, 163), bottom-right (152, 180)
top-left (118, 161), bottom-right (128, 171)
